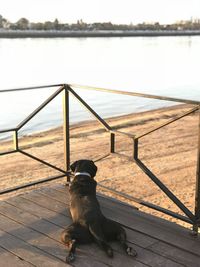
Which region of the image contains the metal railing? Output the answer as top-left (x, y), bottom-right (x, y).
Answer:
top-left (0, 83), bottom-right (200, 234)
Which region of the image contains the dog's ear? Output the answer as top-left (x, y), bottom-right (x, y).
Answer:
top-left (70, 161), bottom-right (78, 172)
top-left (90, 161), bottom-right (98, 178)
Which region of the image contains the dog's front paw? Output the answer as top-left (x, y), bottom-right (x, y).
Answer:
top-left (126, 247), bottom-right (137, 257)
top-left (66, 253), bottom-right (75, 263)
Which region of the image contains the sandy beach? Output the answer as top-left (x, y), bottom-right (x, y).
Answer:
top-left (0, 104), bottom-right (199, 229)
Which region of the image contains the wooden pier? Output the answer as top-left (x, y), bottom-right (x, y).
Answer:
top-left (0, 184), bottom-right (200, 267)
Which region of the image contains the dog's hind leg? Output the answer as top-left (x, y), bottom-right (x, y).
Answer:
top-left (61, 223), bottom-right (93, 263)
top-left (116, 227), bottom-right (137, 257)
top-left (61, 229), bottom-right (77, 263)
top-left (89, 221), bottom-right (113, 257)
top-left (102, 218), bottom-right (137, 257)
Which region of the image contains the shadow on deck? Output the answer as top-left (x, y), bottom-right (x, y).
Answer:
top-left (0, 184), bottom-right (200, 267)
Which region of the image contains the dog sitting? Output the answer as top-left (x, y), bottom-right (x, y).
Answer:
top-left (61, 159), bottom-right (137, 263)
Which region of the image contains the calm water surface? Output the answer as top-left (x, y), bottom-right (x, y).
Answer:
top-left (0, 36), bottom-right (200, 139)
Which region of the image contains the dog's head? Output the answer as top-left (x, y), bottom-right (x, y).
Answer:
top-left (70, 159), bottom-right (97, 178)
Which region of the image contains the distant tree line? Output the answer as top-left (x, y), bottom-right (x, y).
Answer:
top-left (1, 15), bottom-right (200, 31)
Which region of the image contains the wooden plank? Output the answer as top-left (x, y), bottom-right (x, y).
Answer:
top-left (0, 230), bottom-right (109, 267)
top-left (22, 187), bottom-right (137, 223)
top-left (21, 191), bottom-right (70, 217)
top-left (75, 243), bottom-right (150, 267)
top-left (5, 196), bottom-right (69, 228)
top-left (55, 184), bottom-right (138, 210)
top-left (102, 205), bottom-right (200, 258)
top-left (37, 186), bottom-right (137, 216)
top-left (0, 213), bottom-right (110, 267)
top-left (0, 229), bottom-right (68, 267)
top-left (0, 246), bottom-right (34, 267)
top-left (111, 242), bottom-right (184, 267)
top-left (62, 238), bottom-right (184, 267)
top-left (0, 201), bottom-right (66, 241)
top-left (0, 214), bottom-right (70, 264)
top-left (37, 186), bottom-right (71, 203)
top-left (147, 241), bottom-right (200, 267)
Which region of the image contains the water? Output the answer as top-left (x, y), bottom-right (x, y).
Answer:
top-left (0, 36), bottom-right (200, 139)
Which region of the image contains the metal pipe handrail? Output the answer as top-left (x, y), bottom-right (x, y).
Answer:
top-left (17, 85), bottom-right (65, 130)
top-left (0, 174), bottom-right (67, 195)
top-left (68, 85), bottom-right (112, 131)
top-left (19, 149), bottom-right (67, 174)
top-left (0, 150), bottom-right (16, 156)
top-left (136, 105), bottom-right (199, 139)
top-left (1, 82), bottom-right (199, 105)
top-left (70, 84), bottom-right (200, 105)
top-left (111, 130), bottom-right (135, 138)
top-left (98, 183), bottom-right (192, 224)
top-left (0, 84), bottom-right (63, 93)
top-left (135, 158), bottom-right (196, 222)
top-left (0, 127), bottom-right (18, 134)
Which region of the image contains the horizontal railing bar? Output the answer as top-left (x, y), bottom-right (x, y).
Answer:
top-left (0, 174), bottom-right (67, 195)
top-left (19, 149), bottom-right (67, 174)
top-left (136, 105), bottom-right (199, 139)
top-left (135, 159), bottom-right (196, 222)
top-left (0, 84), bottom-right (63, 93)
top-left (94, 153), bottom-right (110, 163)
top-left (67, 85), bottom-right (111, 131)
top-left (98, 183), bottom-right (145, 204)
top-left (1, 83), bottom-right (199, 105)
top-left (111, 129), bottom-right (135, 138)
top-left (98, 183), bottom-right (192, 224)
top-left (70, 84), bottom-right (200, 105)
top-left (114, 152), bottom-right (134, 161)
top-left (17, 85), bottom-right (65, 130)
top-left (0, 150), bottom-right (17, 156)
top-left (0, 128), bottom-right (18, 134)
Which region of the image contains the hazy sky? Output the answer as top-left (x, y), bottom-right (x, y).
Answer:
top-left (0, 0), bottom-right (200, 24)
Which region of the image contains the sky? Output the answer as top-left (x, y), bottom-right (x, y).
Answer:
top-left (0, 0), bottom-right (200, 25)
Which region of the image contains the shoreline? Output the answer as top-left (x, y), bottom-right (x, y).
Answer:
top-left (0, 103), bottom-right (184, 147)
top-left (0, 104), bottom-right (198, 228)
top-left (1, 29), bottom-right (200, 38)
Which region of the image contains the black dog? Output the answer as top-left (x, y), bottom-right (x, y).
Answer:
top-left (61, 159), bottom-right (137, 263)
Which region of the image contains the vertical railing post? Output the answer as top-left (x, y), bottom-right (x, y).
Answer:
top-left (133, 138), bottom-right (138, 160)
top-left (63, 85), bottom-right (70, 183)
top-left (193, 106), bottom-right (200, 235)
top-left (110, 133), bottom-right (115, 153)
top-left (13, 130), bottom-right (18, 151)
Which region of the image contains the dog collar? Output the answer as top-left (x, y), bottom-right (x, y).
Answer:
top-left (75, 172), bottom-right (91, 178)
